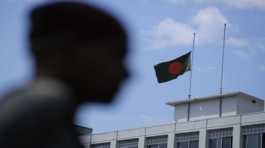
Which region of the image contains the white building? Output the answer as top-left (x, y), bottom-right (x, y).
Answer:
top-left (167, 92), bottom-right (264, 122)
top-left (83, 92), bottom-right (265, 148)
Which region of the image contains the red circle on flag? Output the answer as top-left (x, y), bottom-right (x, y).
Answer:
top-left (168, 62), bottom-right (184, 75)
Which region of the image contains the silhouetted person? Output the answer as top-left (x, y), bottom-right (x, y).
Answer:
top-left (0, 1), bottom-right (128, 148)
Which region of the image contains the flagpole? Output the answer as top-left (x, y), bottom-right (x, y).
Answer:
top-left (187, 32), bottom-right (196, 121)
top-left (219, 23), bottom-right (227, 118)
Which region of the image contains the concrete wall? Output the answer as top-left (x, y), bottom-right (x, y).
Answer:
top-left (190, 99), bottom-right (219, 121)
top-left (175, 95), bottom-right (265, 122)
top-left (222, 97), bottom-right (237, 117)
top-left (237, 95), bottom-right (264, 115)
top-left (175, 104), bottom-right (188, 122)
top-left (90, 112), bottom-right (265, 148)
top-left (175, 97), bottom-right (238, 122)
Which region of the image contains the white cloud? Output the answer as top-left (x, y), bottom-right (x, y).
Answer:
top-left (192, 7), bottom-right (228, 45)
top-left (164, 0), bottom-right (265, 10)
top-left (148, 7), bottom-right (228, 49)
top-left (192, 7), bottom-right (228, 25)
top-left (228, 37), bottom-right (265, 60)
top-left (223, 0), bottom-right (265, 10)
top-left (149, 18), bottom-right (194, 49)
top-left (147, 7), bottom-right (263, 53)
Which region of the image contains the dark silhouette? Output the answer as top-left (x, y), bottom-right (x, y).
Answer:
top-left (0, 1), bottom-right (128, 148)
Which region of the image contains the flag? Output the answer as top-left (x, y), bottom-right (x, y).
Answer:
top-left (154, 52), bottom-right (191, 83)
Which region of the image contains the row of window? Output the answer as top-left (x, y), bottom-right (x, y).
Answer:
top-left (91, 124), bottom-right (265, 148)
top-left (242, 124), bottom-right (265, 148)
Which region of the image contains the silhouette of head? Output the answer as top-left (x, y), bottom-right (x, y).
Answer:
top-left (29, 2), bottom-right (129, 103)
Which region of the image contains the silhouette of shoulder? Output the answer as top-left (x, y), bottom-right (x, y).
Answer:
top-left (0, 78), bottom-right (82, 148)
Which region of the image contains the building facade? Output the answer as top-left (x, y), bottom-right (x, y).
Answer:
top-left (83, 92), bottom-right (265, 148)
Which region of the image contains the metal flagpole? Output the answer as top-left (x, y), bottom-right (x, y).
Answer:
top-left (187, 32), bottom-right (196, 121)
top-left (219, 24), bottom-right (227, 118)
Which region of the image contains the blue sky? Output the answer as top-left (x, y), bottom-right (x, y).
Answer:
top-left (0, 0), bottom-right (265, 133)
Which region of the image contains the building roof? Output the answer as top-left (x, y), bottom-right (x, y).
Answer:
top-left (166, 91), bottom-right (264, 106)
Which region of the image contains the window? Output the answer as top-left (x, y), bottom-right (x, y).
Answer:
top-left (118, 139), bottom-right (139, 148)
top-left (243, 134), bottom-right (261, 148)
top-left (207, 128), bottom-right (233, 148)
top-left (209, 139), bottom-right (220, 148)
top-left (221, 137), bottom-right (232, 148)
top-left (263, 133), bottom-right (265, 148)
top-left (91, 143), bottom-right (111, 148)
top-left (189, 141), bottom-right (199, 148)
top-left (146, 135), bottom-right (168, 148)
top-left (208, 137), bottom-right (232, 148)
top-left (175, 132), bottom-right (199, 148)
top-left (242, 124), bottom-right (265, 148)
top-left (176, 141), bottom-right (188, 148)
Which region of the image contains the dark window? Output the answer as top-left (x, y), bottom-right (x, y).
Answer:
top-left (175, 132), bottom-right (199, 148)
top-left (147, 144), bottom-right (167, 148)
top-left (91, 143), bottom-right (111, 148)
top-left (244, 134), bottom-right (261, 148)
top-left (208, 137), bottom-right (232, 148)
top-left (209, 139), bottom-right (219, 148)
top-left (118, 139), bottom-right (138, 148)
top-left (176, 141), bottom-right (188, 148)
top-left (262, 133), bottom-right (265, 148)
top-left (222, 137), bottom-right (232, 148)
top-left (207, 128), bottom-right (232, 148)
top-left (190, 141), bottom-right (199, 148)
top-left (159, 143), bottom-right (167, 148)
top-left (147, 145), bottom-right (158, 148)
top-left (242, 124), bottom-right (265, 148)
top-left (146, 135), bottom-right (168, 148)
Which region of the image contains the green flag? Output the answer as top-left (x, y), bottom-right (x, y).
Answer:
top-left (154, 52), bottom-right (191, 83)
